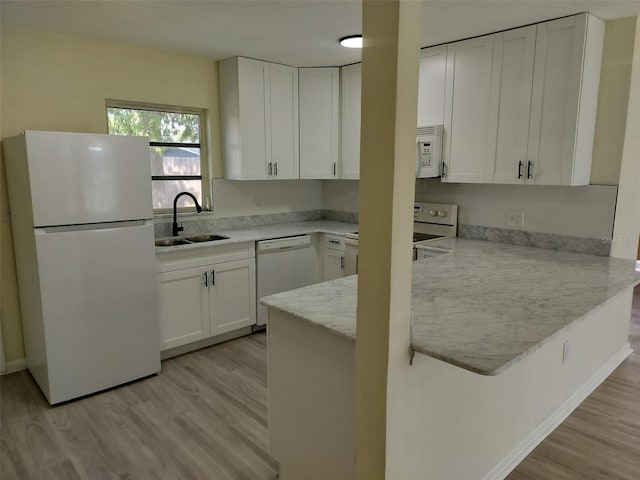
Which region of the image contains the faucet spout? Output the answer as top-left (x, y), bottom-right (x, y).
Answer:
top-left (172, 192), bottom-right (203, 237)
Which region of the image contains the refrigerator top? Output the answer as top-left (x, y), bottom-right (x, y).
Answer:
top-left (21, 131), bottom-right (154, 227)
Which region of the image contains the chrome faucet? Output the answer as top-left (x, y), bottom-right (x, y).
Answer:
top-left (172, 192), bottom-right (203, 237)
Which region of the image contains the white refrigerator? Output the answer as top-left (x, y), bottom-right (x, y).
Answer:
top-left (3, 130), bottom-right (160, 404)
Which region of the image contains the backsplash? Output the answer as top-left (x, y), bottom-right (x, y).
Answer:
top-left (155, 210), bottom-right (323, 237)
top-left (415, 179), bottom-right (618, 241)
top-left (157, 178), bottom-right (616, 257)
top-left (459, 225), bottom-right (610, 256)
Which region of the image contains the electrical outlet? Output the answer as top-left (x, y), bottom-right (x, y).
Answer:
top-left (562, 340), bottom-right (570, 364)
top-left (506, 211), bottom-right (524, 228)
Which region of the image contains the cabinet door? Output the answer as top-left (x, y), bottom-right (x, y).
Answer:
top-left (527, 15), bottom-right (586, 185)
top-left (158, 267), bottom-right (210, 350)
top-left (442, 35), bottom-right (494, 183)
top-left (270, 64), bottom-right (299, 179)
top-left (323, 248), bottom-right (345, 282)
top-left (340, 63), bottom-right (362, 180)
top-left (299, 68), bottom-right (340, 179)
top-left (486, 26), bottom-right (536, 184)
top-left (210, 259), bottom-right (257, 335)
top-left (237, 58), bottom-right (270, 180)
top-left (417, 45), bottom-right (447, 127)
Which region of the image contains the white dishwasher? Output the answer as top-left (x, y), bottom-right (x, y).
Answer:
top-left (256, 235), bottom-right (315, 327)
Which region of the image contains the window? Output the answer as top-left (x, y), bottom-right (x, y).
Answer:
top-left (106, 101), bottom-right (208, 211)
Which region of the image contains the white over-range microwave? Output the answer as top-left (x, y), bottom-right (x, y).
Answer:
top-left (416, 124), bottom-right (443, 178)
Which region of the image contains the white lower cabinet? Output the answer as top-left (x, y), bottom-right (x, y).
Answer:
top-left (158, 266), bottom-right (211, 350)
top-left (322, 234), bottom-right (345, 281)
top-left (157, 243), bottom-right (256, 351)
top-left (209, 259), bottom-right (256, 335)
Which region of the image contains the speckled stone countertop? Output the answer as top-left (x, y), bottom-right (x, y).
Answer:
top-left (155, 221), bottom-right (358, 254)
top-left (262, 238), bottom-right (640, 376)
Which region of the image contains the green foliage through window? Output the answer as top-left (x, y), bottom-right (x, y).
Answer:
top-left (107, 103), bottom-right (206, 211)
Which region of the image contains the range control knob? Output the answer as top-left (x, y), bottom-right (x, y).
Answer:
top-left (437, 210), bottom-right (447, 217)
top-left (428, 209), bottom-right (437, 217)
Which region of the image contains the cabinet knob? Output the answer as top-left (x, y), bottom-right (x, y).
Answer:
top-left (429, 209), bottom-right (437, 217)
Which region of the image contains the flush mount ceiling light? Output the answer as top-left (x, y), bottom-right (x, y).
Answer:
top-left (339, 35), bottom-right (363, 48)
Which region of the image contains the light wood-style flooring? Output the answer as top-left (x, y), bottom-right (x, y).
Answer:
top-left (2, 288), bottom-right (639, 479)
top-left (0, 333), bottom-right (277, 480)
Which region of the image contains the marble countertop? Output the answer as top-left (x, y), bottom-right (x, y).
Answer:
top-left (155, 220), bottom-right (358, 254)
top-left (261, 238), bottom-right (640, 375)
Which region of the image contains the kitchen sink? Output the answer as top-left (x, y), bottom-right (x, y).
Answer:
top-left (155, 234), bottom-right (230, 247)
top-left (155, 238), bottom-right (191, 247)
top-left (185, 234), bottom-right (229, 243)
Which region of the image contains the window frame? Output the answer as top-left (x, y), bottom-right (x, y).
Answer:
top-left (105, 99), bottom-right (210, 215)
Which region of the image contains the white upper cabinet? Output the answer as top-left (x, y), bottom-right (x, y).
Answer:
top-left (417, 45), bottom-right (447, 127)
top-left (219, 57), bottom-right (299, 180)
top-left (486, 25), bottom-right (537, 184)
top-left (526, 14), bottom-right (604, 186)
top-left (340, 63), bottom-right (362, 180)
top-left (269, 63), bottom-right (299, 179)
top-left (442, 35), bottom-right (494, 183)
top-left (299, 68), bottom-right (340, 179)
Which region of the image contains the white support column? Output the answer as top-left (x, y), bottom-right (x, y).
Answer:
top-left (611, 16), bottom-right (640, 260)
top-left (355, 1), bottom-right (422, 478)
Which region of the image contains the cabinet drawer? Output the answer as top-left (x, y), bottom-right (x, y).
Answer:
top-left (157, 241), bottom-right (254, 273)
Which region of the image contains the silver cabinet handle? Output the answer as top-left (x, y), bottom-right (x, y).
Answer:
top-left (333, 162), bottom-right (336, 177)
top-left (203, 271), bottom-right (208, 288)
top-left (211, 270), bottom-right (215, 286)
top-left (268, 162), bottom-right (273, 176)
top-left (527, 161), bottom-right (533, 179)
top-left (340, 255), bottom-right (345, 269)
top-left (274, 162), bottom-right (278, 177)
top-left (441, 162), bottom-right (447, 178)
top-left (517, 161), bottom-right (524, 179)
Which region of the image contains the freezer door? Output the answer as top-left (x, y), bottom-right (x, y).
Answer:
top-left (34, 221), bottom-right (159, 403)
top-left (25, 131), bottom-right (153, 226)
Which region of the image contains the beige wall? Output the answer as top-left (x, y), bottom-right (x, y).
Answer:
top-left (0, 24), bottom-right (223, 363)
top-left (591, 17), bottom-right (637, 185)
top-left (611, 16), bottom-right (640, 259)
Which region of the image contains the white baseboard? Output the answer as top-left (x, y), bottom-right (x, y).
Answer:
top-left (482, 344), bottom-right (633, 480)
top-left (1, 358), bottom-right (27, 375)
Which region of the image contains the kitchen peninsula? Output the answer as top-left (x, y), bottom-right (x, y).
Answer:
top-left (263, 238), bottom-right (640, 479)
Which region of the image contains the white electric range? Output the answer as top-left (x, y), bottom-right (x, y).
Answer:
top-left (343, 202), bottom-right (458, 275)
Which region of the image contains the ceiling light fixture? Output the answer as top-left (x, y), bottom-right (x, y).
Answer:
top-left (339, 35), bottom-right (363, 48)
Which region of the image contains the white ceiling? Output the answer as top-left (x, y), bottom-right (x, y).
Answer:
top-left (2, 0), bottom-right (640, 67)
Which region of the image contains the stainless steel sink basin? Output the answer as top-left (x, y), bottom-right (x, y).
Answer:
top-left (155, 238), bottom-right (191, 247)
top-left (185, 234), bottom-right (229, 243)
